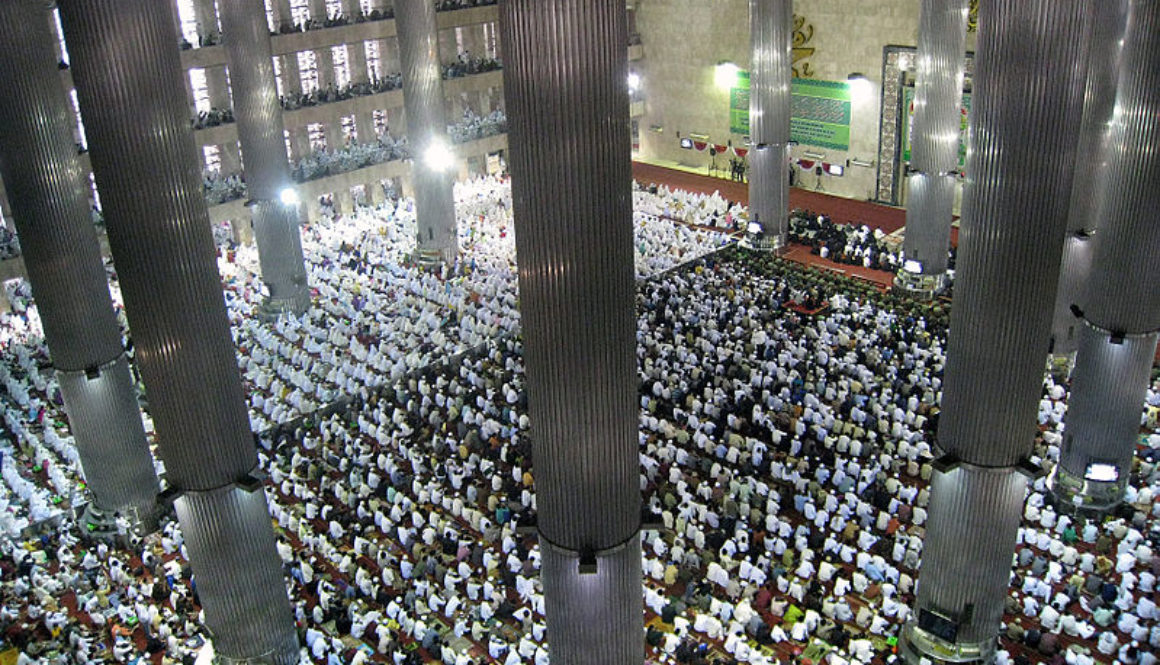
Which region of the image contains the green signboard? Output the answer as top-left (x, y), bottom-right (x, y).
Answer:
top-left (729, 75), bottom-right (751, 136)
top-left (900, 86), bottom-right (972, 168)
top-left (729, 74), bottom-right (852, 151)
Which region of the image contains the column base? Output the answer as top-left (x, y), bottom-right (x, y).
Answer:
top-left (900, 621), bottom-right (992, 665)
top-left (739, 234), bottom-right (786, 253)
top-left (198, 638), bottom-right (302, 665)
top-left (894, 269), bottom-right (947, 299)
top-left (174, 486), bottom-right (299, 664)
top-left (57, 356), bottom-right (160, 520)
top-left (230, 218), bottom-right (255, 245)
top-left (414, 247), bottom-right (457, 268)
top-left (256, 293), bottom-right (311, 321)
top-left (1049, 464), bottom-right (1126, 514)
top-left (78, 503), bottom-right (122, 541)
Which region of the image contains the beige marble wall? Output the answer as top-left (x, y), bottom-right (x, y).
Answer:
top-left (636, 0), bottom-right (925, 201)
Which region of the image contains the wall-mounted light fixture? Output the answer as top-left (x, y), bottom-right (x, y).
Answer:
top-left (715, 61), bottom-right (741, 90)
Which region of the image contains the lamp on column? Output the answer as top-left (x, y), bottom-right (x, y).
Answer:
top-left (423, 137), bottom-right (455, 172)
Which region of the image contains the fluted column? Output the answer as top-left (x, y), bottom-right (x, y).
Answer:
top-left (900, 2), bottom-right (1091, 663)
top-left (1054, 0), bottom-right (1160, 511)
top-left (748, 0), bottom-right (792, 248)
top-left (220, 141), bottom-right (243, 175)
top-left (345, 38), bottom-right (378, 143)
top-left (499, 1), bottom-right (643, 663)
top-left (271, 0), bottom-right (294, 30)
top-left (897, 0), bottom-right (969, 297)
top-left (316, 46), bottom-right (337, 90)
top-left (56, 2), bottom-right (298, 662)
top-left (381, 36), bottom-right (401, 75)
top-left (205, 65), bottom-right (232, 112)
top-left (308, 0), bottom-right (327, 23)
top-left (289, 128), bottom-right (314, 163)
top-left (0, 0), bottom-right (158, 523)
top-left (220, 0), bottom-right (311, 316)
top-left (280, 52), bottom-right (303, 96)
top-left (1048, 0), bottom-right (1130, 363)
top-left (398, 0), bottom-right (457, 264)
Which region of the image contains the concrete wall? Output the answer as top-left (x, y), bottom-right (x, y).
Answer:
top-left (635, 0), bottom-right (975, 202)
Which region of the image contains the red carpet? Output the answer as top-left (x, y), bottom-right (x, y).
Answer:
top-left (781, 244), bottom-right (895, 290)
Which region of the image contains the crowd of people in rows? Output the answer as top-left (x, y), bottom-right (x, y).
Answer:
top-left (178, 31), bottom-right (220, 50)
top-left (268, 7), bottom-right (394, 37)
top-left (634, 184), bottom-right (747, 233)
top-left (261, 0), bottom-right (496, 39)
top-left (191, 108), bottom-right (234, 131)
top-left (202, 171), bottom-right (248, 207)
top-left (446, 110), bottom-right (507, 146)
top-left (291, 133), bottom-right (411, 184)
top-left (286, 110), bottom-right (504, 185)
top-left (442, 56), bottom-right (502, 81)
top-left (280, 75), bottom-right (406, 113)
top-left (0, 174), bottom-right (1157, 665)
top-left (200, 109), bottom-right (507, 205)
top-left (788, 213), bottom-right (913, 275)
top-left (194, 52), bottom-right (499, 127)
top-left (435, 0), bottom-right (499, 11)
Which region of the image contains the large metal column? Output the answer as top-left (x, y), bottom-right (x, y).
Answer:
top-left (56, 1), bottom-right (299, 662)
top-left (0, 0), bottom-right (158, 524)
top-left (1054, 0), bottom-right (1160, 511)
top-left (899, 1), bottom-right (1091, 663)
top-left (397, 0), bottom-right (458, 264)
top-left (1048, 0), bottom-right (1130, 369)
top-left (748, 0), bottom-right (792, 248)
top-left (896, 0), bottom-right (969, 297)
top-left (219, 0), bottom-right (311, 316)
top-left (499, 0), bottom-right (643, 663)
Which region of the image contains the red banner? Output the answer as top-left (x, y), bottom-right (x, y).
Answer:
top-left (733, 147), bottom-right (748, 158)
top-left (693, 140), bottom-right (708, 152)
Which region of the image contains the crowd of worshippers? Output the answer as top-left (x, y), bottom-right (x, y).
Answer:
top-left (0, 225), bottom-right (20, 260)
top-left (268, 6), bottom-right (395, 36)
top-left (0, 177), bottom-right (729, 663)
top-left (280, 110), bottom-right (505, 186)
top-left (191, 107), bottom-right (234, 130)
top-left (202, 171), bottom-right (247, 206)
top-left (789, 213), bottom-right (921, 275)
top-left (436, 0), bottom-right (499, 11)
top-left (177, 30), bottom-right (221, 50)
top-left (219, 175), bottom-right (730, 432)
top-left (291, 133), bottom-right (412, 184)
top-left (446, 110), bottom-right (508, 146)
top-left (442, 54), bottom-right (503, 81)
top-left (633, 184), bottom-right (747, 233)
top-left (1, 173), bottom-right (1159, 664)
top-left (280, 74), bottom-right (406, 112)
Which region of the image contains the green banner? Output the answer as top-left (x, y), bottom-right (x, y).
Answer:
top-left (790, 78), bottom-right (852, 151)
top-left (729, 74), bottom-right (852, 151)
top-left (900, 86), bottom-right (971, 167)
top-left (729, 71), bottom-right (751, 135)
